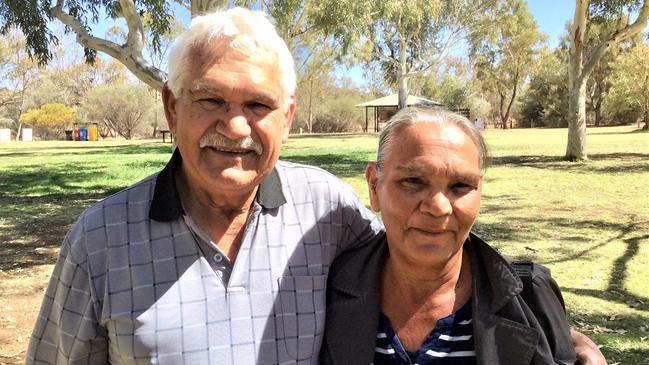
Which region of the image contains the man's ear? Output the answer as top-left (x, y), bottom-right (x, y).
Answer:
top-left (365, 162), bottom-right (381, 212)
top-left (162, 83), bottom-right (179, 133)
top-left (282, 95), bottom-right (297, 143)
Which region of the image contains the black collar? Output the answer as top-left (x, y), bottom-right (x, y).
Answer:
top-left (149, 148), bottom-right (287, 222)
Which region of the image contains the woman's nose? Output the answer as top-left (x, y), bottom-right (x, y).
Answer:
top-left (420, 191), bottom-right (452, 217)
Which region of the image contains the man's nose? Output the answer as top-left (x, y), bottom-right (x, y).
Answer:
top-left (215, 104), bottom-right (252, 139)
top-left (420, 191), bottom-right (453, 217)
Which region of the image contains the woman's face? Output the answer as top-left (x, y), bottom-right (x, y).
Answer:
top-left (366, 122), bottom-right (482, 267)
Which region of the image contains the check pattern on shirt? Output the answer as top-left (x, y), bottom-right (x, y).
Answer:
top-left (27, 158), bottom-right (382, 365)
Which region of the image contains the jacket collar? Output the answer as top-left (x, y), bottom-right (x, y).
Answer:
top-left (467, 233), bottom-right (524, 313)
top-left (467, 233), bottom-right (541, 364)
top-left (149, 148), bottom-right (287, 222)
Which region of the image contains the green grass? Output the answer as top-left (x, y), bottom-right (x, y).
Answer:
top-left (1, 126), bottom-right (648, 363)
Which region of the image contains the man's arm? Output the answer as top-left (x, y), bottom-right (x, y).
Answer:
top-left (26, 229), bottom-right (108, 364)
top-left (571, 329), bottom-right (607, 365)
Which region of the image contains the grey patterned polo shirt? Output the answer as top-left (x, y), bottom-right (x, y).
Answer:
top-left (27, 150), bottom-right (383, 365)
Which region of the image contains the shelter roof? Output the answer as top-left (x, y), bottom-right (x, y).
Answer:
top-left (356, 94), bottom-right (441, 107)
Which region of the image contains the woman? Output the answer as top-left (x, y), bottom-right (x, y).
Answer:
top-left (319, 107), bottom-right (583, 364)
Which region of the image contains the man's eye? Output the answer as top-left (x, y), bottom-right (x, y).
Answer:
top-left (195, 98), bottom-right (225, 110)
top-left (245, 102), bottom-right (272, 115)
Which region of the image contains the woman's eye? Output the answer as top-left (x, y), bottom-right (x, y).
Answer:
top-left (451, 182), bottom-right (475, 195)
top-left (401, 177), bottom-right (423, 186)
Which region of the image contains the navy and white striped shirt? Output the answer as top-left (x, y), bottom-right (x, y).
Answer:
top-left (375, 300), bottom-right (476, 365)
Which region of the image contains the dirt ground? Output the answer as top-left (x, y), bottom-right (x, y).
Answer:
top-left (0, 261), bottom-right (56, 364)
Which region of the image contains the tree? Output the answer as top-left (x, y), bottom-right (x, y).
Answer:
top-left (605, 42), bottom-right (649, 127)
top-left (0, 29), bottom-right (40, 139)
top-left (469, 0), bottom-right (545, 129)
top-left (0, 1), bottom-right (233, 90)
top-left (420, 73), bottom-right (468, 109)
top-left (566, 0), bottom-right (649, 160)
top-left (361, 1), bottom-right (497, 109)
top-left (519, 48), bottom-right (571, 128)
top-left (81, 82), bottom-right (154, 139)
top-left (19, 103), bottom-right (76, 139)
top-left (0, 0), bottom-right (362, 94)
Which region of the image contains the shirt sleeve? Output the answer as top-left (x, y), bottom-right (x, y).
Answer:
top-left (531, 264), bottom-right (577, 365)
top-left (336, 183), bottom-right (384, 255)
top-left (26, 223), bottom-right (108, 365)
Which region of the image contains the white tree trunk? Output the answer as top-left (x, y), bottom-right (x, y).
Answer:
top-left (398, 36), bottom-right (408, 110)
top-left (566, 0), bottom-right (589, 161)
top-left (566, 0), bottom-right (649, 160)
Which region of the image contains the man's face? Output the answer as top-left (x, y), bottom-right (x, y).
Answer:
top-left (163, 41), bottom-right (295, 195)
top-left (366, 123), bottom-right (482, 267)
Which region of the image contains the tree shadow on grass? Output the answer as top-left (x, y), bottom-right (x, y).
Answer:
top-left (0, 152), bottom-right (165, 271)
top-left (0, 143), bottom-right (172, 158)
top-left (492, 152), bottom-right (649, 174)
top-left (281, 154), bottom-right (371, 178)
top-left (567, 311), bottom-right (649, 364)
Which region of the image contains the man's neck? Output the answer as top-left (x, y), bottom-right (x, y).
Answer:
top-left (175, 170), bottom-right (258, 262)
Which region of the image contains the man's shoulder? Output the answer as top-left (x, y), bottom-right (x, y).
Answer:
top-left (274, 159), bottom-right (361, 203)
top-left (70, 173), bottom-right (160, 244)
top-left (275, 159), bottom-right (342, 180)
top-left (83, 173), bottom-right (158, 218)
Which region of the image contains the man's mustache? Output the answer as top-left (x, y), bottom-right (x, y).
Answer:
top-left (199, 133), bottom-right (263, 155)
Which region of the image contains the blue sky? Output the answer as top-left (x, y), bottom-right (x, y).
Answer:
top-left (528, 0), bottom-right (575, 48)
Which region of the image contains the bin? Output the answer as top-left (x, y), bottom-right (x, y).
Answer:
top-left (21, 128), bottom-right (32, 141)
top-left (88, 125), bottom-right (98, 141)
top-left (73, 127), bottom-right (80, 141)
top-left (65, 130), bottom-right (73, 141)
top-left (79, 128), bottom-right (88, 141)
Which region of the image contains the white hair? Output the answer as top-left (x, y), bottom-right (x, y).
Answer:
top-left (377, 106), bottom-right (491, 171)
top-left (166, 7), bottom-right (296, 105)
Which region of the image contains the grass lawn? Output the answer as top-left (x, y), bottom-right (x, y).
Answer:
top-left (1, 126), bottom-right (648, 364)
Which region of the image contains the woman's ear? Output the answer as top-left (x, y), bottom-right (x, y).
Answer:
top-left (365, 162), bottom-right (381, 212)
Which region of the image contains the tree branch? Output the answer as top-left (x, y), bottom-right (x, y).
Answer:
top-left (50, 1), bottom-right (166, 90)
top-left (582, 1), bottom-right (649, 80)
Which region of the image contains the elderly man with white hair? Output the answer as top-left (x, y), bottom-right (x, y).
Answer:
top-left (27, 7), bottom-right (381, 364)
top-left (27, 6), bottom-right (605, 365)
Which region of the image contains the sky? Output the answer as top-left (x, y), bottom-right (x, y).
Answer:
top-left (527, 0), bottom-right (575, 48)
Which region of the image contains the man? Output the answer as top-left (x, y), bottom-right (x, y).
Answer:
top-left (27, 8), bottom-right (380, 364)
top-left (27, 7), bottom-right (605, 365)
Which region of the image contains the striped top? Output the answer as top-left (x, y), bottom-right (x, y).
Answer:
top-left (374, 300), bottom-right (476, 365)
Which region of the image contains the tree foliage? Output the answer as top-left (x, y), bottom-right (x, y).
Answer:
top-left (19, 103), bottom-right (76, 139)
top-left (81, 82), bottom-right (153, 139)
top-left (360, 0), bottom-right (497, 109)
top-left (0, 29), bottom-right (40, 139)
top-left (519, 48), bottom-right (570, 128)
top-left (469, 0), bottom-right (544, 129)
top-left (605, 41), bottom-right (649, 126)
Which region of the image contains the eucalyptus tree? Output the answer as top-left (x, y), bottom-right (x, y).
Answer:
top-left (359, 0), bottom-right (497, 110)
top-left (605, 42), bottom-right (649, 127)
top-left (566, 0), bottom-right (649, 160)
top-left (469, 0), bottom-right (545, 129)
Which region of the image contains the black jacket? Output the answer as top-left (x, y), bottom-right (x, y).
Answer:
top-left (319, 233), bottom-right (577, 365)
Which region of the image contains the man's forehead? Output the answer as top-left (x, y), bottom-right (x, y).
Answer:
top-left (188, 35), bottom-right (278, 66)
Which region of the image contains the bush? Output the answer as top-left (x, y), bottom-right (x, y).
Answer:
top-left (19, 103), bottom-right (76, 139)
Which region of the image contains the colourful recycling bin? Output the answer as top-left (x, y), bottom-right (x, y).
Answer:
top-left (73, 127), bottom-right (80, 141)
top-left (88, 126), bottom-right (98, 141)
top-left (79, 128), bottom-right (88, 141)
